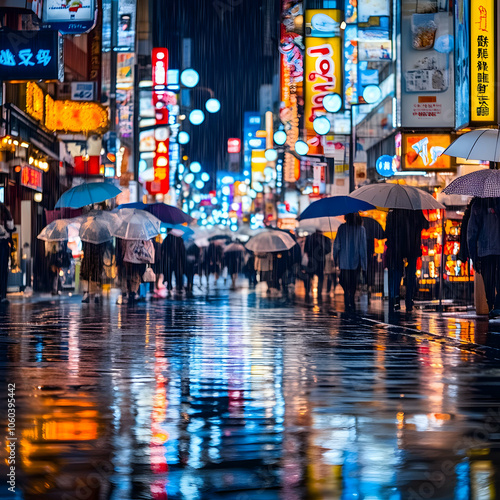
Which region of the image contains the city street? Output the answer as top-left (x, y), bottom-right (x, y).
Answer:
top-left (2, 289), bottom-right (500, 499)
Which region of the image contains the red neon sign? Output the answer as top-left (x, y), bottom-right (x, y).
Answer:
top-left (21, 165), bottom-right (43, 192)
top-left (227, 138), bottom-right (241, 154)
top-left (152, 48), bottom-right (168, 87)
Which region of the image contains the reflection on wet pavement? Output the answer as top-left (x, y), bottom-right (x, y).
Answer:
top-left (1, 290), bottom-right (500, 499)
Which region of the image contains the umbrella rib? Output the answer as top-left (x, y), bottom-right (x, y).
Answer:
top-left (467, 130), bottom-right (486, 160)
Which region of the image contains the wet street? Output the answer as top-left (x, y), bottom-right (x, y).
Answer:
top-left (2, 290), bottom-right (500, 500)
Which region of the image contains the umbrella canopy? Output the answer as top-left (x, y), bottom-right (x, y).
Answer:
top-left (299, 195), bottom-right (375, 221)
top-left (224, 242), bottom-right (246, 254)
top-left (161, 223), bottom-right (195, 239)
top-left (79, 212), bottom-right (121, 244)
top-left (112, 208), bottom-right (161, 240)
top-left (37, 218), bottom-right (81, 241)
top-left (245, 230), bottom-right (296, 253)
top-left (443, 128), bottom-right (500, 162)
top-left (297, 217), bottom-right (342, 232)
top-left (350, 183), bottom-right (444, 210)
top-left (442, 169), bottom-right (500, 198)
top-left (117, 202), bottom-right (193, 224)
top-left (55, 182), bottom-right (121, 209)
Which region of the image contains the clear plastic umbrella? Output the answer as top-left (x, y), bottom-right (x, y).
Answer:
top-left (79, 212), bottom-right (120, 244)
top-left (245, 230), bottom-right (296, 253)
top-left (112, 208), bottom-right (161, 240)
top-left (37, 218), bottom-right (81, 241)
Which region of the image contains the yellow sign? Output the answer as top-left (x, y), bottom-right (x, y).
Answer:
top-left (304, 10), bottom-right (342, 133)
top-left (471, 0), bottom-right (496, 123)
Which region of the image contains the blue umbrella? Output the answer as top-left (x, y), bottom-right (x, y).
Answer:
top-left (117, 202), bottom-right (193, 225)
top-left (160, 223), bottom-right (194, 240)
top-left (299, 195), bottom-right (375, 220)
top-left (55, 182), bottom-right (121, 209)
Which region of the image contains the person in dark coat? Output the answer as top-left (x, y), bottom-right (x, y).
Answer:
top-left (203, 241), bottom-right (223, 287)
top-left (223, 242), bottom-right (245, 290)
top-left (185, 241), bottom-right (201, 296)
top-left (80, 241), bottom-right (106, 303)
top-left (151, 237), bottom-right (164, 294)
top-left (303, 230), bottom-right (332, 300)
top-left (384, 209), bottom-right (429, 313)
top-left (457, 198), bottom-right (476, 263)
top-left (162, 230), bottom-right (186, 293)
top-left (467, 197), bottom-right (500, 318)
top-left (48, 242), bottom-right (72, 295)
top-left (0, 204), bottom-right (14, 303)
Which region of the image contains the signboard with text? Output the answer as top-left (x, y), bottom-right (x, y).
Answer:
top-left (21, 165), bottom-right (43, 192)
top-left (470, 0), bottom-right (496, 124)
top-left (0, 30), bottom-right (63, 82)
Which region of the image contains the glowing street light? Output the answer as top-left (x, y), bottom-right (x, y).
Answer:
top-left (313, 116), bottom-right (331, 135)
top-left (273, 130), bottom-right (287, 146)
top-left (190, 161), bottom-right (202, 173)
top-left (180, 68), bottom-right (199, 88)
top-left (265, 149), bottom-right (278, 161)
top-left (362, 84), bottom-right (382, 104)
top-left (295, 140), bottom-right (309, 156)
top-left (189, 109), bottom-right (205, 125)
top-left (323, 93), bottom-right (342, 113)
top-left (178, 131), bottom-right (190, 144)
top-left (205, 98), bottom-right (221, 113)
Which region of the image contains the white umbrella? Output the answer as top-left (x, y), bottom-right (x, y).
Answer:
top-left (37, 218), bottom-right (81, 242)
top-left (350, 183), bottom-right (444, 210)
top-left (245, 230), bottom-right (296, 253)
top-left (297, 217), bottom-right (342, 233)
top-left (79, 214), bottom-right (120, 244)
top-left (112, 208), bottom-right (161, 240)
top-left (443, 128), bottom-right (500, 162)
top-left (443, 168), bottom-right (500, 198)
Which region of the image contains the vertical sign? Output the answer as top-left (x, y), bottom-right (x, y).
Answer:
top-left (470, 0), bottom-right (496, 124)
top-left (454, 0), bottom-right (470, 128)
top-left (304, 10), bottom-right (343, 133)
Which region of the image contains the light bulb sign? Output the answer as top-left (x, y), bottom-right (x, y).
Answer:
top-left (152, 48), bottom-right (168, 86)
top-left (376, 155), bottom-right (397, 177)
top-left (0, 30), bottom-right (63, 81)
top-left (227, 138), bottom-right (241, 154)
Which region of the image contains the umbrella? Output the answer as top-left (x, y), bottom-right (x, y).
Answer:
top-left (161, 223), bottom-right (195, 239)
top-left (297, 217), bottom-right (342, 232)
top-left (117, 202), bottom-right (193, 224)
top-left (442, 169), bottom-right (500, 198)
top-left (245, 230), bottom-right (296, 253)
top-left (79, 212), bottom-right (121, 244)
top-left (224, 242), bottom-right (246, 254)
top-left (299, 195), bottom-right (375, 221)
top-left (112, 208), bottom-right (161, 240)
top-left (443, 128), bottom-right (500, 162)
top-left (55, 182), bottom-right (121, 209)
top-left (350, 183), bottom-right (444, 210)
top-left (37, 218), bottom-right (81, 241)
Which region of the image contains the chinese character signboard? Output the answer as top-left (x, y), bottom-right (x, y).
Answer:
top-left (402, 133), bottom-right (452, 171)
top-left (304, 10), bottom-right (342, 133)
top-left (43, 0), bottom-right (96, 34)
top-left (0, 31), bottom-right (63, 82)
top-left (21, 165), bottom-right (43, 192)
top-left (471, 0), bottom-right (496, 124)
top-left (454, 0), bottom-right (470, 128)
top-left (400, 1), bottom-right (455, 128)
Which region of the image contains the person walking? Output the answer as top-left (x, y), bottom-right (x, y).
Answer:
top-left (384, 208), bottom-right (429, 313)
top-left (48, 242), bottom-right (72, 295)
top-left (122, 238), bottom-right (155, 303)
top-left (185, 240), bottom-right (201, 296)
top-left (303, 230), bottom-right (331, 301)
top-left (0, 204), bottom-right (14, 304)
top-left (162, 229), bottom-right (186, 294)
top-left (467, 197), bottom-right (500, 319)
top-left (80, 241), bottom-right (106, 303)
top-left (333, 213), bottom-right (367, 313)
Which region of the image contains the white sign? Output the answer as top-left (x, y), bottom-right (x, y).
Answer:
top-left (71, 82), bottom-right (95, 101)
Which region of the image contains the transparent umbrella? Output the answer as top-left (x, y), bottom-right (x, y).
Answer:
top-left (37, 218), bottom-right (81, 242)
top-left (79, 212), bottom-right (120, 244)
top-left (245, 230), bottom-right (296, 253)
top-left (112, 208), bottom-right (161, 240)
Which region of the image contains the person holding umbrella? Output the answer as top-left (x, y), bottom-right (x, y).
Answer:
top-left (333, 213), bottom-right (367, 313)
top-left (384, 209), bottom-right (429, 313)
top-left (303, 230), bottom-right (331, 301)
top-left (467, 197), bottom-right (500, 319)
top-left (162, 228), bottom-right (186, 294)
top-left (223, 241), bottom-right (245, 290)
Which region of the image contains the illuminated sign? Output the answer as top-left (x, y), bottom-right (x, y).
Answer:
top-left (152, 48), bottom-right (168, 86)
top-left (25, 83), bottom-right (109, 133)
top-left (471, 0), bottom-right (496, 124)
top-left (402, 134), bottom-right (452, 171)
top-left (376, 155), bottom-right (397, 177)
top-left (304, 10), bottom-right (342, 133)
top-left (0, 30), bottom-right (63, 81)
top-left (21, 165), bottom-right (43, 192)
top-left (227, 138), bottom-right (241, 154)
top-left (43, 0), bottom-right (96, 34)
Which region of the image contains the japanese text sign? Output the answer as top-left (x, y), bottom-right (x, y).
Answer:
top-left (0, 30), bottom-right (63, 82)
top-left (21, 165), bottom-right (43, 192)
top-left (471, 0), bottom-right (496, 124)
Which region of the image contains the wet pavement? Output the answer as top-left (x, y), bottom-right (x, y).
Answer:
top-left (2, 286), bottom-right (500, 499)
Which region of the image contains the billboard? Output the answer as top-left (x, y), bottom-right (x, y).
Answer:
top-left (470, 0), bottom-right (496, 124)
top-left (402, 133), bottom-right (452, 171)
top-left (0, 30), bottom-right (63, 82)
top-left (454, 0), bottom-right (470, 128)
top-left (42, 0), bottom-right (96, 34)
top-left (304, 10), bottom-right (342, 133)
top-left (400, 0), bottom-right (454, 128)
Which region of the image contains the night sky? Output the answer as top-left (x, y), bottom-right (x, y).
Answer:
top-left (152, 0), bottom-right (277, 183)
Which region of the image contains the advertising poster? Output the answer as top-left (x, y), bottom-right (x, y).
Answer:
top-left (116, 53), bottom-right (134, 138)
top-left (400, 0), bottom-right (455, 128)
top-left (43, 0), bottom-right (96, 34)
top-left (279, 0), bottom-right (303, 183)
top-left (117, 0), bottom-right (136, 51)
top-left (402, 133), bottom-right (452, 171)
top-left (304, 9), bottom-right (342, 133)
top-left (454, 0), bottom-right (470, 128)
top-left (470, 0), bottom-right (496, 124)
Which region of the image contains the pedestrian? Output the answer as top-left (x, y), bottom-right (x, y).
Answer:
top-left (243, 251), bottom-right (258, 288)
top-left (48, 241), bottom-right (72, 295)
top-left (333, 212), bottom-right (367, 313)
top-left (203, 240), bottom-right (223, 288)
top-left (185, 240), bottom-right (201, 296)
top-left (151, 236), bottom-right (165, 297)
top-left (162, 229), bottom-right (186, 294)
top-left (467, 197), bottom-right (500, 319)
top-left (0, 204), bottom-right (14, 304)
top-left (384, 208), bottom-right (429, 313)
top-left (324, 243), bottom-right (336, 295)
top-left (223, 242), bottom-right (245, 290)
top-left (80, 241), bottom-right (106, 303)
top-left (254, 252), bottom-right (273, 294)
top-left (303, 230), bottom-right (331, 301)
top-left (122, 238), bottom-right (155, 303)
